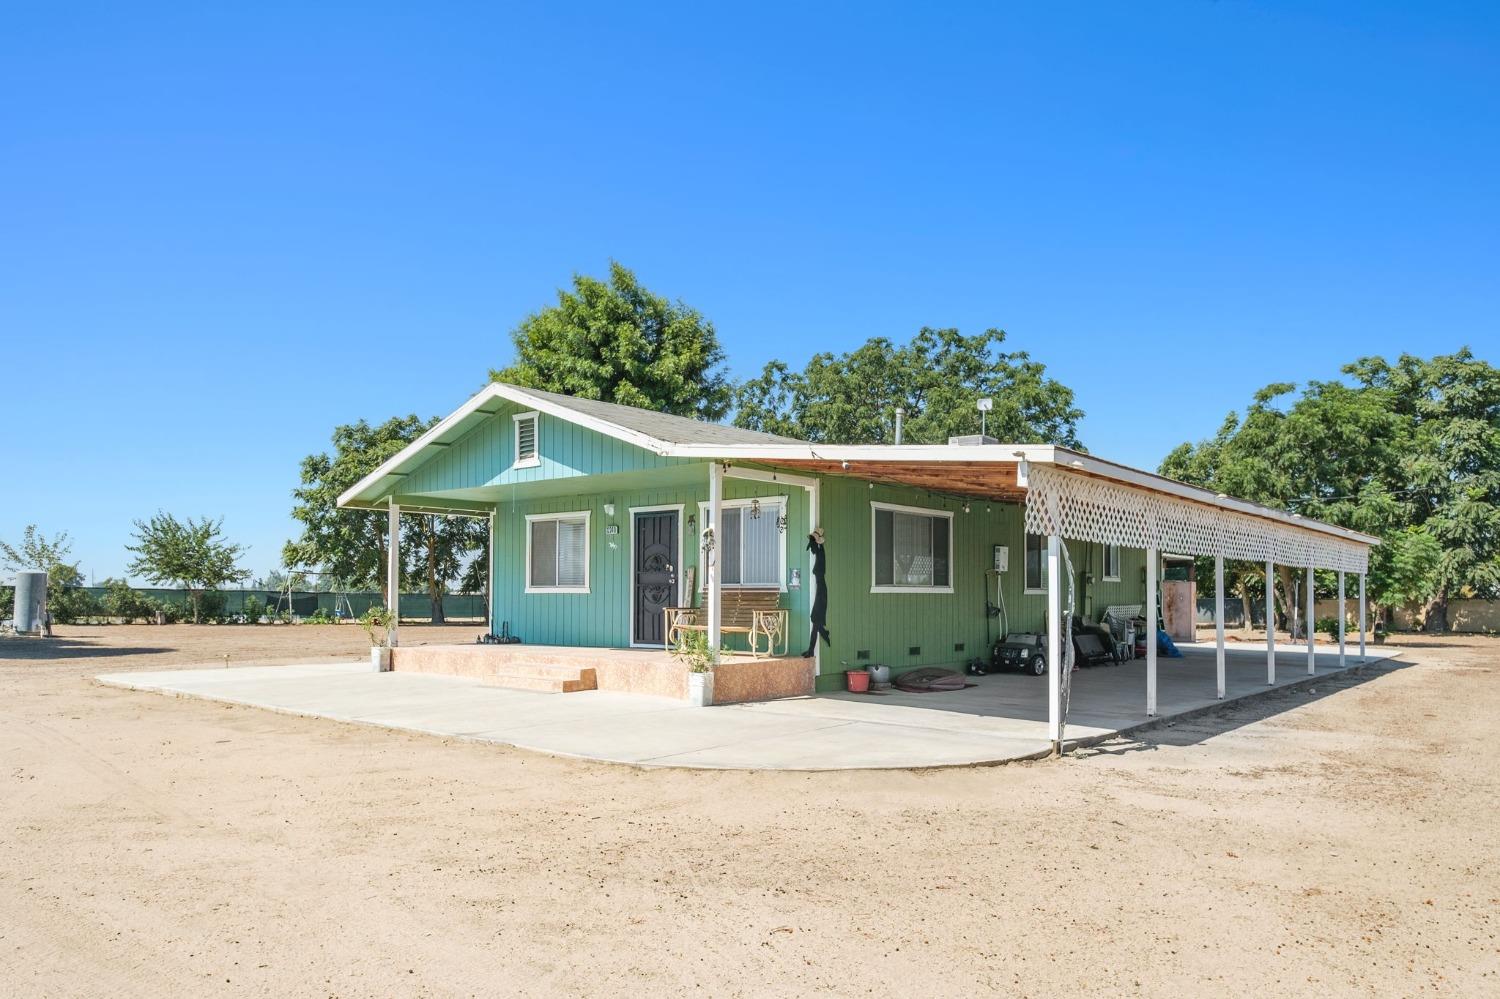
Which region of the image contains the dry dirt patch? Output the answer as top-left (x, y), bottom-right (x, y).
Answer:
top-left (1, 626), bottom-right (1497, 996)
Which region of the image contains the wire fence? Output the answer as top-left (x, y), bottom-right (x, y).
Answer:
top-left (2, 584), bottom-right (487, 623)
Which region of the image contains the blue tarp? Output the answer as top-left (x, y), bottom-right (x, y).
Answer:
top-left (1156, 629), bottom-right (1184, 658)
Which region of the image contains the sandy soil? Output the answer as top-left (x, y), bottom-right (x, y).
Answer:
top-left (1, 624), bottom-right (1496, 997)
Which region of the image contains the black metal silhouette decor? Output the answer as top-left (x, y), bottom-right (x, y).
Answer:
top-left (803, 527), bottom-right (830, 657)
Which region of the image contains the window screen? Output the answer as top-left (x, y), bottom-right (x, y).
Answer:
top-left (1025, 533), bottom-right (1047, 591)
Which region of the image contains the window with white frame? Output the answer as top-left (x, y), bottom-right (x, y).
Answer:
top-left (1103, 543), bottom-right (1121, 581)
top-left (513, 411), bottom-right (540, 468)
top-left (871, 502), bottom-right (952, 592)
top-left (699, 497), bottom-right (786, 589)
top-left (1024, 533), bottom-right (1048, 592)
top-left (526, 512), bottom-right (589, 592)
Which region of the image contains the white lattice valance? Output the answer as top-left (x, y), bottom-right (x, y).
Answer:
top-left (1023, 464), bottom-right (1370, 574)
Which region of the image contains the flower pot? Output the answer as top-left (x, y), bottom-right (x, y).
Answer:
top-left (868, 664), bottom-right (891, 687)
top-left (686, 670), bottom-right (715, 707)
top-left (371, 646), bottom-right (392, 672)
top-left (845, 669), bottom-right (870, 693)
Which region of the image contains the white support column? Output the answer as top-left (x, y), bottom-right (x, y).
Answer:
top-left (1214, 554), bottom-right (1225, 699)
top-left (1337, 570), bottom-right (1346, 667)
top-left (1359, 573), bottom-right (1367, 661)
top-left (487, 509), bottom-right (496, 635)
top-left (1146, 547), bottom-right (1158, 717)
top-left (1046, 535), bottom-right (1062, 751)
top-left (706, 461), bottom-right (723, 661)
top-left (386, 501), bottom-right (401, 648)
top-left (1306, 566), bottom-right (1316, 675)
top-left (1265, 559), bottom-right (1276, 685)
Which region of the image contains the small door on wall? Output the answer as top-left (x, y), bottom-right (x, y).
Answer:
top-left (633, 510), bottom-right (679, 645)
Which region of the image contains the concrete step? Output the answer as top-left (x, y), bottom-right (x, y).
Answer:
top-left (487, 663), bottom-right (597, 694)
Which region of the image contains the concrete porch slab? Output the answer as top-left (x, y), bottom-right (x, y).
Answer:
top-left (97, 644), bottom-right (1396, 770)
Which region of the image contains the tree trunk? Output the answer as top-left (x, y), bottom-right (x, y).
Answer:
top-left (1423, 589), bottom-right (1449, 633)
top-left (1239, 586), bottom-right (1253, 634)
top-left (189, 588), bottom-right (200, 624)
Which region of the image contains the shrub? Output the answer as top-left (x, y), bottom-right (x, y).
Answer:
top-left (49, 586), bottom-right (99, 625)
top-left (304, 607), bottom-right (334, 625)
top-left (242, 595), bottom-right (265, 624)
top-left (101, 578), bottom-right (151, 623)
top-left (359, 605), bottom-right (395, 646)
top-left (1, 585), bottom-right (13, 621)
top-left (196, 589), bottom-right (228, 624)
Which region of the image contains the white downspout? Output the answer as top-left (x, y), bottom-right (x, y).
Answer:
top-left (707, 461), bottom-right (723, 661)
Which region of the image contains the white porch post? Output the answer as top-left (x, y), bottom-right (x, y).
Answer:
top-left (386, 501), bottom-right (401, 648)
top-left (1358, 573), bottom-right (1367, 661)
top-left (1306, 566), bottom-right (1316, 675)
top-left (810, 480), bottom-right (821, 676)
top-left (1214, 554), bottom-right (1225, 699)
top-left (1337, 570), bottom-right (1346, 667)
top-left (706, 461), bottom-right (723, 661)
top-left (1146, 547), bottom-right (1158, 717)
top-left (487, 509), bottom-right (496, 634)
top-left (1265, 559), bottom-right (1276, 685)
top-left (1046, 535), bottom-right (1062, 751)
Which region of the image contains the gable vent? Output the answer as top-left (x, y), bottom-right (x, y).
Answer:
top-left (513, 411), bottom-right (540, 467)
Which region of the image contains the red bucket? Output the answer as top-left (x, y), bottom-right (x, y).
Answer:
top-left (845, 670), bottom-right (871, 693)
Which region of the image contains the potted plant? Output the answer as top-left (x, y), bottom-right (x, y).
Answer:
top-left (671, 631), bottom-right (723, 706)
top-left (360, 605), bottom-right (396, 671)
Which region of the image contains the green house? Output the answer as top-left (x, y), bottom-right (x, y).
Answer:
top-left (340, 383), bottom-right (1377, 732)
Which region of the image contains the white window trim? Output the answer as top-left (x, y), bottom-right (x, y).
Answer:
top-left (1024, 533), bottom-right (1049, 594)
top-left (628, 504), bottom-right (685, 648)
top-left (870, 500), bottom-right (955, 594)
top-left (696, 496), bottom-right (788, 592)
top-left (1103, 543), bottom-right (1122, 582)
top-left (512, 410), bottom-right (541, 469)
top-left (524, 510), bottom-right (590, 593)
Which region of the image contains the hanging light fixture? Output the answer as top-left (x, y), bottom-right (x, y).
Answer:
top-left (750, 498), bottom-right (762, 520)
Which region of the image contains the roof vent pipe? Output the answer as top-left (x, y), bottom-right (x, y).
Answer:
top-left (893, 407), bottom-right (905, 445)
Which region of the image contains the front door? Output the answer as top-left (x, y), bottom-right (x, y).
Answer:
top-left (633, 510), bottom-right (679, 646)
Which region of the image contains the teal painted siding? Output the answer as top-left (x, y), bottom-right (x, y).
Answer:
top-left (812, 477), bottom-right (1147, 692)
top-left (403, 401), bottom-right (683, 496)
top-left (490, 472), bottom-right (813, 651)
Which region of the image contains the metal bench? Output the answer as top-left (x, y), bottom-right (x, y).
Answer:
top-left (663, 588), bottom-right (789, 658)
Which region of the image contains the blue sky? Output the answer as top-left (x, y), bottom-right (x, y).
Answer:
top-left (2, 1), bottom-right (1496, 582)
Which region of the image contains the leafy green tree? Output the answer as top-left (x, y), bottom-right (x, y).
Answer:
top-left (733, 327), bottom-right (1083, 446)
top-left (0, 525), bottom-right (79, 577)
top-left (491, 261), bottom-right (732, 420)
top-left (1, 525), bottom-right (92, 624)
top-left (1162, 349), bottom-right (1500, 631)
top-left (1344, 349), bottom-right (1500, 630)
top-left (125, 513), bottom-right (250, 623)
top-left (285, 415), bottom-right (486, 621)
top-left (285, 415), bottom-right (428, 605)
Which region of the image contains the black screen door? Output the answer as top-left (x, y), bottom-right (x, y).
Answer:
top-left (633, 510), bottom-right (678, 645)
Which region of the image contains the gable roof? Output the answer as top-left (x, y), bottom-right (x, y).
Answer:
top-left (335, 381), bottom-right (1379, 552)
top-left (336, 382), bottom-right (804, 509)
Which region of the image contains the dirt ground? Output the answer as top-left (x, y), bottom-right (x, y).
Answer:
top-left (2, 624), bottom-right (1496, 997)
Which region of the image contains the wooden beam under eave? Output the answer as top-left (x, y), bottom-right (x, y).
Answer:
top-left (758, 459), bottom-right (1027, 503)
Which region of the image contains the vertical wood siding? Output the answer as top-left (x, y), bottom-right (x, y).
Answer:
top-left (490, 474), bottom-right (812, 651)
top-left (403, 402), bottom-right (683, 496)
top-left (813, 477), bottom-right (1147, 691)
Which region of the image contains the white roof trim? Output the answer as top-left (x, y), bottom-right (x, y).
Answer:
top-left (336, 383), bottom-right (681, 509)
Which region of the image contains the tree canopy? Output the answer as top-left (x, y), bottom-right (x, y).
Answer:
top-left (732, 327), bottom-right (1083, 446)
top-left (490, 261), bottom-right (732, 421)
top-left (284, 415), bottom-right (486, 622)
top-left (1161, 348), bottom-right (1500, 629)
top-left (125, 513), bottom-right (249, 623)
